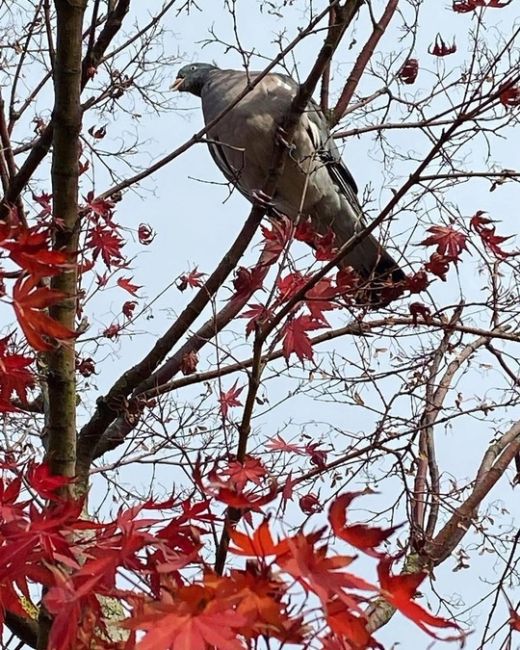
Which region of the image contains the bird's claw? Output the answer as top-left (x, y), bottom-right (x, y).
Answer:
top-left (276, 126), bottom-right (293, 150)
top-left (252, 189), bottom-right (274, 209)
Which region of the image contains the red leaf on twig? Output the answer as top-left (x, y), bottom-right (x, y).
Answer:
top-left (177, 267), bottom-right (205, 291)
top-left (117, 276), bottom-right (141, 295)
top-left (378, 557), bottom-right (462, 639)
top-left (12, 276), bottom-right (76, 351)
top-left (429, 34), bottom-right (457, 56)
top-left (281, 315), bottom-right (324, 362)
top-left (398, 58), bottom-right (419, 84)
top-left (409, 302), bottom-right (432, 326)
top-left (329, 493), bottom-right (401, 557)
top-left (421, 225), bottom-right (467, 259)
top-left (218, 381), bottom-right (243, 418)
top-left (470, 211), bottom-right (513, 258)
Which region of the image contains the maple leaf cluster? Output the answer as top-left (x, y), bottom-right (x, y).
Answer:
top-left (5, 452), bottom-right (519, 649)
top-left (453, 0), bottom-right (510, 11)
top-left (0, 222), bottom-right (76, 354)
top-left (421, 224), bottom-right (468, 281)
top-left (470, 211), bottom-right (514, 258)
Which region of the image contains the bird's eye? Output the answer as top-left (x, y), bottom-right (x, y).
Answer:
top-left (190, 65), bottom-right (197, 71)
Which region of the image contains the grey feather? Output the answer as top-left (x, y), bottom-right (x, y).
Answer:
top-left (173, 63), bottom-right (405, 294)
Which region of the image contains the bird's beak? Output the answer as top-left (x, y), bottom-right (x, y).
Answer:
top-left (170, 77), bottom-right (184, 91)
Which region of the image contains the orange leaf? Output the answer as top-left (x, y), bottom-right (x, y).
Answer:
top-left (13, 276), bottom-right (76, 351)
top-left (229, 520), bottom-right (289, 557)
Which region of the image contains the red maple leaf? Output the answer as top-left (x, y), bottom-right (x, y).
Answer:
top-left (265, 435), bottom-right (305, 455)
top-left (180, 350), bottom-right (198, 375)
top-left (470, 211), bottom-right (513, 258)
top-left (299, 493), bottom-right (322, 514)
top-left (87, 225), bottom-right (125, 268)
top-left (428, 34), bottom-right (457, 56)
top-left (103, 323), bottom-right (121, 339)
top-left (424, 253), bottom-right (451, 280)
top-left (405, 270), bottom-right (430, 293)
top-left (177, 267), bottom-right (205, 291)
top-left (500, 84), bottom-right (520, 107)
top-left (1, 226), bottom-right (70, 279)
top-left (326, 598), bottom-right (383, 649)
top-left (218, 381), bottom-right (244, 418)
top-left (314, 230), bottom-right (338, 261)
top-left (83, 191), bottom-right (114, 219)
top-left (27, 462), bottom-right (74, 499)
top-left (294, 218), bottom-right (316, 244)
top-left (117, 276), bottom-right (141, 295)
top-left (409, 302), bottom-right (432, 326)
top-left (329, 493), bottom-right (402, 557)
top-left (12, 276), bottom-right (76, 351)
top-left (452, 0), bottom-right (477, 11)
top-left (231, 265), bottom-right (266, 303)
top-left (304, 442), bottom-right (328, 469)
top-left (421, 225), bottom-right (467, 260)
top-left (509, 608), bottom-right (520, 632)
top-left (398, 58), bottom-right (419, 84)
top-left (377, 557), bottom-right (462, 639)
top-left (32, 192), bottom-right (53, 216)
top-left (277, 272), bottom-right (310, 303)
top-left (0, 337), bottom-right (34, 408)
top-left (240, 303), bottom-right (273, 336)
top-left (122, 300), bottom-right (137, 319)
top-left (126, 584), bottom-right (247, 650)
top-left (260, 217), bottom-right (293, 264)
top-left (229, 520), bottom-right (290, 557)
top-left (76, 356), bottom-right (96, 377)
top-left (281, 315), bottom-right (324, 362)
top-left (138, 223), bottom-right (155, 245)
top-left (222, 456), bottom-right (267, 491)
top-left (278, 534), bottom-right (376, 608)
top-left (305, 278), bottom-right (338, 323)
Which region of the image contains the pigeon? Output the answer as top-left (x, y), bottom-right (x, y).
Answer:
top-left (172, 63), bottom-right (405, 299)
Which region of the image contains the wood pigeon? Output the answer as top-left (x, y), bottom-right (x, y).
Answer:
top-left (172, 63), bottom-right (405, 296)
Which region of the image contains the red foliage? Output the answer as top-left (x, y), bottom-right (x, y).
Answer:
top-left (398, 58), bottom-right (419, 84)
top-left (454, 0), bottom-right (511, 9)
top-left (0, 337), bottom-right (34, 409)
top-left (0, 462), bottom-right (471, 649)
top-left (122, 300), bottom-right (137, 318)
top-left (177, 267), bottom-right (205, 291)
top-left (241, 303), bottom-right (273, 336)
top-left (180, 350), bottom-right (199, 375)
top-left (300, 493), bottom-right (322, 514)
top-left (421, 225), bottom-right (467, 260)
top-left (429, 34), bottom-right (457, 56)
top-left (87, 224), bottom-right (125, 268)
top-left (281, 315), bottom-right (324, 362)
top-left (117, 276), bottom-right (141, 295)
top-left (509, 608), bottom-right (520, 631)
top-left (405, 270), bottom-right (430, 293)
top-left (329, 493), bottom-right (402, 557)
top-left (138, 223), bottom-right (155, 245)
top-left (378, 557), bottom-right (462, 639)
top-left (470, 211), bottom-right (514, 258)
top-left (409, 302), bottom-right (432, 325)
top-left (500, 84), bottom-right (520, 107)
top-left (12, 276), bottom-right (76, 351)
top-left (218, 380), bottom-right (244, 417)
top-left (230, 265), bottom-right (266, 303)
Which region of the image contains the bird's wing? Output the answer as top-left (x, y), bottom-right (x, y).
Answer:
top-left (304, 98), bottom-right (366, 225)
top-left (206, 136), bottom-right (252, 200)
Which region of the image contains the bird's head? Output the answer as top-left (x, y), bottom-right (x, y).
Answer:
top-left (170, 62), bottom-right (218, 97)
